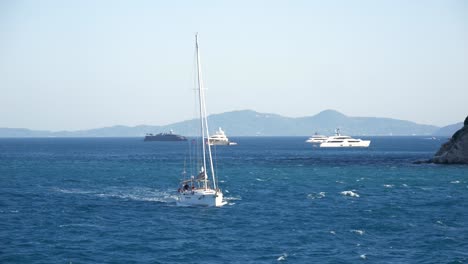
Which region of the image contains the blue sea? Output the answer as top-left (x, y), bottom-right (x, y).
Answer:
top-left (1, 137), bottom-right (467, 263)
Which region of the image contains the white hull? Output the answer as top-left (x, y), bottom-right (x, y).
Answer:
top-left (320, 140), bottom-right (370, 148)
top-left (177, 189), bottom-right (227, 207)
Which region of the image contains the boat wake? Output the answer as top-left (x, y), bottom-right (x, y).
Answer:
top-left (54, 187), bottom-right (178, 204)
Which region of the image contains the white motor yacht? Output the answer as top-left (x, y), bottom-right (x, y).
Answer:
top-left (320, 129), bottom-right (371, 148)
top-left (209, 127), bottom-right (237, 146)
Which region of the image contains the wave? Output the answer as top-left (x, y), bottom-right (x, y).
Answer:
top-left (307, 192), bottom-right (326, 200)
top-left (59, 223), bottom-right (102, 228)
top-left (350, 229), bottom-right (365, 235)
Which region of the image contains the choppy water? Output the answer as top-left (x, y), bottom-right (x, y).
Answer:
top-left (1, 137), bottom-right (467, 263)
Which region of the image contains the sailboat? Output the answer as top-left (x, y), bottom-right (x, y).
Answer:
top-left (176, 34), bottom-right (227, 207)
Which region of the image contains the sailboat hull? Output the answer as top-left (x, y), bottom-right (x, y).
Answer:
top-left (177, 189), bottom-right (227, 207)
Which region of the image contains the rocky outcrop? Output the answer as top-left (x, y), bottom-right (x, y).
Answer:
top-left (431, 116), bottom-right (468, 164)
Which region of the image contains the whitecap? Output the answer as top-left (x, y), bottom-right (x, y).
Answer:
top-left (277, 253), bottom-right (288, 261)
top-left (307, 192), bottom-right (326, 200)
top-left (350, 229), bottom-right (365, 235)
top-left (360, 254), bottom-right (367, 259)
top-left (256, 178), bottom-right (266, 182)
top-left (383, 184), bottom-right (394, 188)
top-left (330, 231), bottom-right (336, 235)
top-left (450, 180), bottom-right (460, 184)
top-left (402, 184), bottom-right (408, 187)
top-left (341, 190), bottom-right (360, 198)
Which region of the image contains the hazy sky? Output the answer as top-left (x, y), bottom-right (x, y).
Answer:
top-left (1, 0), bottom-right (467, 131)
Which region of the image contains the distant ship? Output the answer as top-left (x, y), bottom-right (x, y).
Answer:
top-left (208, 127), bottom-right (237, 146)
top-left (144, 130), bottom-right (187, 141)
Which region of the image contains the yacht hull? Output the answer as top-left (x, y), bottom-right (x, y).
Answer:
top-left (320, 140), bottom-right (371, 148)
top-left (177, 189), bottom-right (227, 207)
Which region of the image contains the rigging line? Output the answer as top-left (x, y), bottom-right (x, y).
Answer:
top-left (192, 39), bottom-right (201, 178)
top-left (213, 144), bottom-right (220, 190)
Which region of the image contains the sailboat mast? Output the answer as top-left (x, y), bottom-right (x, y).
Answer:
top-left (195, 34), bottom-right (208, 190)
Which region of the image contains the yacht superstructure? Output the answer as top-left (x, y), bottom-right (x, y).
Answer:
top-left (209, 127), bottom-right (237, 146)
top-left (306, 132), bottom-right (328, 144)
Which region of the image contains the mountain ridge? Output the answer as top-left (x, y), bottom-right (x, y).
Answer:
top-left (0, 109), bottom-right (454, 137)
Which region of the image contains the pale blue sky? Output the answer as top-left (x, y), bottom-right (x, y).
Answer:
top-left (1, 0), bottom-right (467, 130)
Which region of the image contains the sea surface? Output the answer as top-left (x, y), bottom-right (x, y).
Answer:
top-left (1, 137), bottom-right (467, 263)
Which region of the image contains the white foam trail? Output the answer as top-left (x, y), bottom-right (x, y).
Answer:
top-left (450, 180), bottom-right (460, 184)
top-left (225, 196), bottom-right (242, 201)
top-left (54, 188), bottom-right (94, 195)
top-left (341, 190), bottom-right (360, 197)
top-left (55, 187), bottom-right (178, 204)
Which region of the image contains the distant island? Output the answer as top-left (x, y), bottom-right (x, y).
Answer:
top-left (0, 109), bottom-right (464, 137)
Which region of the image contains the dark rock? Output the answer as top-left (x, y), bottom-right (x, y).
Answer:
top-left (431, 115), bottom-right (468, 164)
